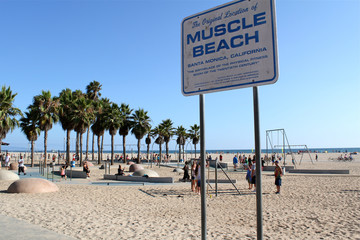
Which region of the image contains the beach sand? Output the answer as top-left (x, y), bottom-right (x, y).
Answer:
top-left (0, 152), bottom-right (359, 239)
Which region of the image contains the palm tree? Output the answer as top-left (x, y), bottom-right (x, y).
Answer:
top-left (152, 125), bottom-right (165, 166)
top-left (91, 120), bottom-right (104, 165)
top-left (20, 110), bottom-right (40, 167)
top-left (58, 89), bottom-right (76, 164)
top-left (104, 103), bottom-right (122, 165)
top-left (86, 81), bottom-right (102, 161)
top-left (86, 80), bottom-right (102, 100)
top-left (175, 126), bottom-right (187, 163)
top-left (0, 86), bottom-right (22, 153)
top-left (188, 124), bottom-right (200, 158)
top-left (131, 109), bottom-right (151, 164)
top-left (91, 98), bottom-right (109, 164)
top-left (145, 133), bottom-right (152, 161)
top-left (119, 103), bottom-right (133, 164)
top-left (72, 90), bottom-right (83, 157)
top-left (72, 94), bottom-right (94, 166)
top-left (160, 119), bottom-right (174, 160)
top-left (30, 90), bottom-right (59, 166)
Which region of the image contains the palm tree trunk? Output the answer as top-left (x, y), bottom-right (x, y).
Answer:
top-left (66, 129), bottom-right (71, 165)
top-left (111, 134), bottom-right (114, 165)
top-left (101, 134), bottom-right (104, 162)
top-left (166, 142), bottom-right (169, 160)
top-left (122, 135), bottom-right (126, 164)
top-left (97, 135), bottom-right (101, 165)
top-left (31, 140), bottom-right (34, 167)
top-left (194, 144), bottom-right (197, 158)
top-left (159, 144), bottom-right (162, 167)
top-left (76, 132), bottom-right (80, 157)
top-left (179, 144), bottom-right (181, 163)
top-left (86, 127), bottom-right (90, 160)
top-left (80, 133), bottom-right (83, 166)
top-left (182, 144), bottom-right (185, 161)
top-left (92, 133), bottom-right (95, 161)
top-left (44, 129), bottom-right (48, 166)
top-left (137, 139), bottom-right (141, 164)
top-left (147, 144), bottom-right (150, 161)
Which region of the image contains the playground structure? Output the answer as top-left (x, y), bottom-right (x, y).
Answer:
top-left (266, 129), bottom-right (314, 165)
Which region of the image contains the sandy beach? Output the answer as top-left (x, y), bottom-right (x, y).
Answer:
top-left (0, 152), bottom-right (359, 239)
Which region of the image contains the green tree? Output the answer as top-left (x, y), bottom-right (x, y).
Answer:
top-left (152, 125), bottom-right (165, 166)
top-left (30, 90), bottom-right (59, 166)
top-left (188, 124), bottom-right (200, 158)
top-left (119, 103), bottom-right (133, 164)
top-left (175, 125), bottom-right (187, 163)
top-left (131, 109), bottom-right (151, 164)
top-left (145, 133), bottom-right (152, 161)
top-left (0, 86), bottom-right (22, 153)
top-left (72, 93), bottom-right (94, 166)
top-left (20, 110), bottom-right (40, 167)
top-left (86, 80), bottom-right (102, 161)
top-left (58, 89), bottom-right (76, 164)
top-left (160, 119), bottom-right (174, 160)
top-left (91, 98), bottom-right (109, 164)
top-left (104, 103), bottom-right (122, 165)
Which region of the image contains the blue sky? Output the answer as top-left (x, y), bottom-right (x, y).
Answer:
top-left (1, 0), bottom-right (359, 152)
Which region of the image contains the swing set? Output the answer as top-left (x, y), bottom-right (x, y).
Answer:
top-left (266, 129), bottom-right (314, 165)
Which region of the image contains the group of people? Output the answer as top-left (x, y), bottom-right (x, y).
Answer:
top-left (1, 153), bottom-right (27, 175)
top-left (181, 161), bottom-right (202, 194)
top-left (233, 154), bottom-right (265, 171)
top-left (245, 158), bottom-right (283, 194)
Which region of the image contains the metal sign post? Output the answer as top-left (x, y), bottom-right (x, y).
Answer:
top-left (181, 1), bottom-right (278, 239)
top-left (253, 86), bottom-right (263, 239)
top-left (199, 94), bottom-right (206, 240)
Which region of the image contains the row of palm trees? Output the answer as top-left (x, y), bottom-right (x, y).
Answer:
top-left (0, 82), bottom-right (201, 167)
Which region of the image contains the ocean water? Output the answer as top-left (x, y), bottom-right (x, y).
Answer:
top-left (5, 147), bottom-right (359, 154)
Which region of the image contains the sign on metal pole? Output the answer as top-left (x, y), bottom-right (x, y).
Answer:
top-left (181, 1), bottom-right (278, 239)
top-left (182, 0), bottom-right (278, 96)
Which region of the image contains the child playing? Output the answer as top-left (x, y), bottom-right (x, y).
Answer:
top-left (246, 163), bottom-right (252, 190)
top-left (60, 165), bottom-right (66, 180)
top-left (274, 160), bottom-right (283, 194)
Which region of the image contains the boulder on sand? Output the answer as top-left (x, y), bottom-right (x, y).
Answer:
top-left (129, 164), bottom-right (144, 172)
top-left (7, 178), bottom-right (59, 194)
top-left (0, 170), bottom-right (20, 181)
top-left (133, 169), bottom-right (159, 177)
top-left (9, 163), bottom-right (18, 170)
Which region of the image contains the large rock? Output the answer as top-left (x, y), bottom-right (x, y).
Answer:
top-left (9, 163), bottom-right (18, 170)
top-left (0, 170), bottom-right (20, 181)
top-left (129, 164), bottom-right (144, 172)
top-left (133, 169), bottom-right (159, 177)
top-left (7, 178), bottom-right (59, 194)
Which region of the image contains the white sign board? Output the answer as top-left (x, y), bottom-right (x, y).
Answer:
top-left (181, 0), bottom-right (278, 96)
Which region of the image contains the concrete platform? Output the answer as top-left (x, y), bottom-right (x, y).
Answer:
top-left (263, 166), bottom-right (295, 171)
top-left (288, 169), bottom-right (350, 174)
top-left (208, 160), bottom-right (228, 169)
top-left (104, 174), bottom-right (174, 183)
top-left (0, 214), bottom-right (75, 240)
top-left (53, 170), bottom-right (88, 178)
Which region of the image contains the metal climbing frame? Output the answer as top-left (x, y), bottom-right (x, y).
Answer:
top-left (266, 129), bottom-right (295, 166)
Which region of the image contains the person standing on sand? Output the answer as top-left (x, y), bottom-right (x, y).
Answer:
top-left (4, 153), bottom-right (10, 168)
top-left (233, 155), bottom-right (238, 171)
top-left (274, 160), bottom-right (283, 194)
top-left (251, 160), bottom-right (256, 192)
top-left (246, 162), bottom-right (252, 189)
top-left (83, 162), bottom-right (90, 178)
top-left (18, 156), bottom-right (26, 175)
top-left (60, 165), bottom-right (67, 180)
top-left (195, 163), bottom-right (201, 195)
top-left (191, 161), bottom-right (197, 192)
